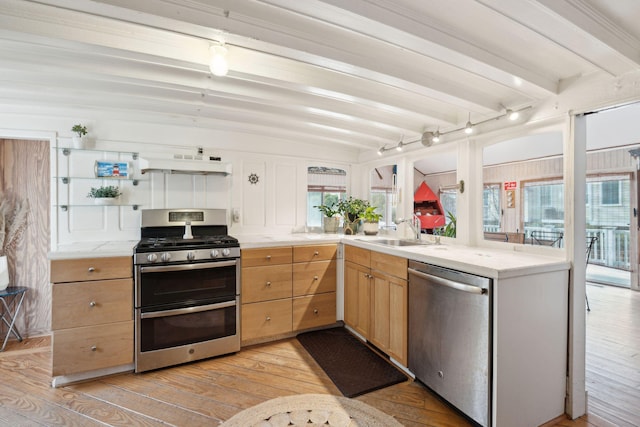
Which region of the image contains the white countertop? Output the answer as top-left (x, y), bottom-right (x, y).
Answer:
top-left (47, 234), bottom-right (569, 279)
top-left (343, 237), bottom-right (569, 279)
top-left (48, 240), bottom-right (139, 260)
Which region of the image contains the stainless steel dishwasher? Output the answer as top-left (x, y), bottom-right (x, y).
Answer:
top-left (408, 260), bottom-right (492, 427)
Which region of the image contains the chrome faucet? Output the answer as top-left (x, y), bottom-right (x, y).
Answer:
top-left (397, 214), bottom-right (421, 240)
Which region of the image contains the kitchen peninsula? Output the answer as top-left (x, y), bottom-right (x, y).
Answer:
top-left (49, 233), bottom-right (570, 427)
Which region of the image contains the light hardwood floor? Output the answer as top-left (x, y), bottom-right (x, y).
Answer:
top-left (0, 284), bottom-right (636, 426)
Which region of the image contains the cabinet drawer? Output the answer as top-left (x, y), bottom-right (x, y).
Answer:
top-left (293, 244), bottom-right (337, 263)
top-left (292, 260), bottom-right (336, 296)
top-left (241, 299), bottom-right (292, 341)
top-left (51, 320), bottom-right (133, 376)
top-left (242, 264), bottom-right (292, 303)
top-left (344, 245), bottom-right (370, 268)
top-left (371, 251), bottom-right (407, 280)
top-left (241, 247), bottom-right (292, 267)
top-left (51, 256), bottom-right (132, 283)
top-left (293, 292), bottom-right (336, 330)
top-left (52, 279), bottom-right (133, 330)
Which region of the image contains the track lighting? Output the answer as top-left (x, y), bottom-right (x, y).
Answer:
top-left (375, 105), bottom-right (531, 155)
top-left (464, 121), bottom-right (474, 134)
top-left (432, 130), bottom-right (440, 143)
top-left (209, 43), bottom-right (229, 76)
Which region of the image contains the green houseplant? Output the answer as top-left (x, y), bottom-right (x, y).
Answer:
top-left (336, 196), bottom-right (370, 235)
top-left (314, 202), bottom-right (340, 233)
top-left (360, 206), bottom-right (382, 236)
top-left (87, 185), bottom-right (122, 205)
top-left (71, 124), bottom-right (88, 149)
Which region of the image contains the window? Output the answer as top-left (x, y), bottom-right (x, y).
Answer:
top-left (439, 189), bottom-right (457, 224)
top-left (483, 183), bottom-right (501, 232)
top-left (601, 180), bottom-right (621, 205)
top-left (370, 165), bottom-right (397, 229)
top-left (307, 166), bottom-right (346, 228)
top-left (523, 179), bottom-right (564, 233)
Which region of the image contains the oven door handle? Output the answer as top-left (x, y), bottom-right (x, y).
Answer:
top-left (139, 260), bottom-right (237, 273)
top-left (140, 300), bottom-right (236, 319)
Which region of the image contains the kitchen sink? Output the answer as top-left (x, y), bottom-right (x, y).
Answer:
top-left (358, 238), bottom-right (432, 247)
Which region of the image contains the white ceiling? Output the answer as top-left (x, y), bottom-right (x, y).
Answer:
top-left (1, 0), bottom-right (640, 156)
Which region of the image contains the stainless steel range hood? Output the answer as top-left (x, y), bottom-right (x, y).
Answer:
top-left (139, 156), bottom-right (232, 175)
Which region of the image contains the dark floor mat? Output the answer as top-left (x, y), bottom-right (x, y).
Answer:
top-left (297, 327), bottom-right (408, 398)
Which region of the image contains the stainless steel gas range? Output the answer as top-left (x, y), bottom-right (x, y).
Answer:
top-left (133, 208), bottom-right (240, 373)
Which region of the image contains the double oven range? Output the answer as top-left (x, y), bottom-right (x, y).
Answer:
top-left (134, 209), bottom-right (240, 373)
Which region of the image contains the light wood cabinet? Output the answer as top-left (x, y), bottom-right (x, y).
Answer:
top-left (241, 244), bottom-right (337, 344)
top-left (50, 256), bottom-right (133, 385)
top-left (343, 245), bottom-right (408, 366)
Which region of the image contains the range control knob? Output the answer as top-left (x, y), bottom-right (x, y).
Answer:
top-left (146, 253), bottom-right (158, 263)
top-left (161, 252), bottom-right (171, 262)
top-left (210, 249), bottom-right (220, 258)
top-left (186, 252), bottom-right (195, 261)
top-left (222, 248), bottom-right (231, 257)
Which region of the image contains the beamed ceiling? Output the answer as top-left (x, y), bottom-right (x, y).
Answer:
top-left (1, 0), bottom-right (640, 156)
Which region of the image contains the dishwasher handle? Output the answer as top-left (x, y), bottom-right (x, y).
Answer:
top-left (409, 267), bottom-right (487, 295)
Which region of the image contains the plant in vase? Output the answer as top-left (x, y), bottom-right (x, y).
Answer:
top-left (337, 196), bottom-right (369, 235)
top-left (71, 124), bottom-right (88, 149)
top-left (360, 206), bottom-right (382, 236)
top-left (314, 202), bottom-right (340, 233)
top-left (87, 185), bottom-right (122, 205)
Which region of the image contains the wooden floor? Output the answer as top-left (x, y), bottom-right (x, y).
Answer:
top-left (0, 284), bottom-right (637, 426)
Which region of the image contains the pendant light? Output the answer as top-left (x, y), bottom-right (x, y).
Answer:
top-left (209, 44), bottom-right (229, 76)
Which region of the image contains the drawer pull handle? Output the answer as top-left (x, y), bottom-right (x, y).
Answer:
top-left (266, 316), bottom-right (271, 321)
top-left (314, 251), bottom-right (319, 256)
top-left (89, 301), bottom-right (96, 307)
top-left (266, 281), bottom-right (271, 287)
top-left (90, 345), bottom-right (97, 352)
top-left (266, 255), bottom-right (272, 260)
top-left (87, 267), bottom-right (95, 273)
top-left (313, 275), bottom-right (319, 281)
top-left (313, 309), bottom-right (319, 315)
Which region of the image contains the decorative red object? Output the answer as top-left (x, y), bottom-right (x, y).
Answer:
top-left (413, 182), bottom-right (446, 230)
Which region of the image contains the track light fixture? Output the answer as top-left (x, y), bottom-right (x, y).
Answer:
top-left (376, 105), bottom-right (531, 155)
top-left (209, 43), bottom-right (229, 76)
top-left (464, 112), bottom-right (474, 134)
top-left (432, 130), bottom-right (440, 143)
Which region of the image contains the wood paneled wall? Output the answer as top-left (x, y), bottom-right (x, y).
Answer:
top-left (1, 139), bottom-right (50, 338)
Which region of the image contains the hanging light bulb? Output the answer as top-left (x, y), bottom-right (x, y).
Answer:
top-left (507, 109), bottom-right (520, 121)
top-left (464, 112), bottom-right (474, 134)
top-left (377, 147), bottom-right (385, 156)
top-left (209, 44), bottom-right (228, 76)
top-left (396, 141), bottom-right (403, 151)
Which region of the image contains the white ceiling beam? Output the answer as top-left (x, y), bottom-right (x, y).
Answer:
top-left (534, 0), bottom-right (640, 69)
top-left (26, 0), bottom-right (514, 113)
top-left (258, 0), bottom-right (559, 96)
top-left (477, 0), bottom-right (640, 76)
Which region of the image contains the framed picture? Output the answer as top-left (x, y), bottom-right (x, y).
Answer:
top-left (95, 161), bottom-right (129, 178)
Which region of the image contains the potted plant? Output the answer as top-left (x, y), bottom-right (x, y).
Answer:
top-left (360, 206), bottom-right (382, 236)
top-left (337, 196), bottom-right (369, 235)
top-left (71, 124), bottom-right (88, 149)
top-left (87, 185), bottom-right (122, 205)
top-left (314, 202), bottom-right (340, 233)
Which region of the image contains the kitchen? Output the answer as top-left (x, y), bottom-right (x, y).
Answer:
top-left (1, 1), bottom-right (640, 426)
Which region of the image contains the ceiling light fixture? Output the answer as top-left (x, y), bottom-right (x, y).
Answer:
top-left (209, 43), bottom-right (229, 76)
top-left (375, 106), bottom-right (531, 155)
top-left (432, 130), bottom-right (440, 143)
top-left (464, 115), bottom-right (474, 134)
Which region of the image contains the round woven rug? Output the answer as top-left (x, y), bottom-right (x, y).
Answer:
top-left (220, 393), bottom-right (403, 427)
